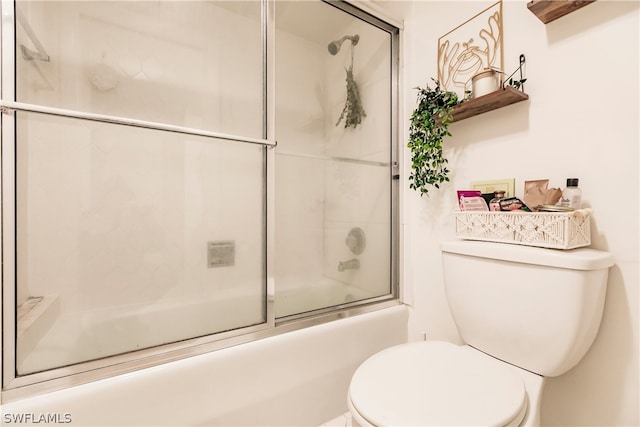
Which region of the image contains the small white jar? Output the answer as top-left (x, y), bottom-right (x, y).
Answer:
top-left (471, 68), bottom-right (500, 98)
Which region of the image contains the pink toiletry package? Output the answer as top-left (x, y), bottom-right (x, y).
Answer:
top-left (457, 190), bottom-right (489, 211)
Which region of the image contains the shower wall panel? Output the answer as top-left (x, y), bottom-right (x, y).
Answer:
top-left (273, 26), bottom-right (326, 302)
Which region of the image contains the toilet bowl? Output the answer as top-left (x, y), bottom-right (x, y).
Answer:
top-left (348, 241), bottom-right (614, 427)
top-left (348, 341), bottom-right (540, 427)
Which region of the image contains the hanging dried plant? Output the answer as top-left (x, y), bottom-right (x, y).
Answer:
top-left (336, 66), bottom-right (366, 129)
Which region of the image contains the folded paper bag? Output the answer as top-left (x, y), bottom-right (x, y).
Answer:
top-left (524, 179), bottom-right (549, 208)
top-left (524, 179), bottom-right (562, 209)
top-left (543, 188), bottom-right (562, 205)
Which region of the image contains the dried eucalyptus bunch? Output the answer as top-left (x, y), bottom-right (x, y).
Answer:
top-left (336, 66), bottom-right (366, 129)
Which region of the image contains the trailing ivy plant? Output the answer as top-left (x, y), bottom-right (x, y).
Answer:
top-left (408, 79), bottom-right (460, 197)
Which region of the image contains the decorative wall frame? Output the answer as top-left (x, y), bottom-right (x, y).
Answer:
top-left (438, 1), bottom-right (504, 99)
top-left (470, 178), bottom-right (515, 197)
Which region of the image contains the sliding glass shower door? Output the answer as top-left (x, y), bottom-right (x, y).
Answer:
top-left (6, 0), bottom-right (268, 376)
top-left (1, 0), bottom-right (398, 393)
top-left (274, 1), bottom-right (398, 318)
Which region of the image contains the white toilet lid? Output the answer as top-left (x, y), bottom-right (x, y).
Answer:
top-left (349, 341), bottom-right (527, 427)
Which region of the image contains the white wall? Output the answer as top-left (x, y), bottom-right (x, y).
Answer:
top-left (399, 1), bottom-right (639, 425)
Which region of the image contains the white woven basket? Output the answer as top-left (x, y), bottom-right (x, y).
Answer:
top-left (454, 208), bottom-right (592, 249)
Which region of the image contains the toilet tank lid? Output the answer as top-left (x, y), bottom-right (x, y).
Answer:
top-left (441, 240), bottom-right (614, 270)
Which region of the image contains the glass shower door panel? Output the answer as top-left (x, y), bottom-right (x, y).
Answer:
top-left (274, 1), bottom-right (393, 318)
top-left (14, 111), bottom-right (266, 375)
top-left (274, 155), bottom-right (391, 318)
top-left (15, 0), bottom-right (263, 138)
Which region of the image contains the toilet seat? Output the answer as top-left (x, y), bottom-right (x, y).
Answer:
top-left (348, 341), bottom-right (527, 427)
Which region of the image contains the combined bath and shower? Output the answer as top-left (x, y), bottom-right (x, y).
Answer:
top-left (327, 34), bottom-right (359, 55)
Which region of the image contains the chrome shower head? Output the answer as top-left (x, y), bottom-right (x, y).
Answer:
top-left (327, 40), bottom-right (342, 55)
top-left (328, 34), bottom-right (359, 55)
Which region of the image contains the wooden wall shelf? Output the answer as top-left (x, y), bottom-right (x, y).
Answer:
top-left (527, 0), bottom-right (596, 24)
top-left (451, 87), bottom-right (529, 123)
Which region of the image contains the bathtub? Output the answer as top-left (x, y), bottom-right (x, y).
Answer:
top-left (17, 291), bottom-right (265, 375)
top-left (18, 278), bottom-right (379, 375)
top-left (275, 277), bottom-right (380, 318)
top-left (4, 304), bottom-right (408, 426)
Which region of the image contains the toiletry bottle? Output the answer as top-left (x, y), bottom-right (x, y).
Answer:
top-left (560, 178), bottom-right (582, 209)
top-left (490, 190), bottom-right (506, 211)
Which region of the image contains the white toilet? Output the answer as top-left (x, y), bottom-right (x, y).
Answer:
top-left (348, 240), bottom-right (614, 427)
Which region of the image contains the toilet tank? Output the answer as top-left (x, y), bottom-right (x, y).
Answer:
top-left (441, 240), bottom-right (614, 377)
